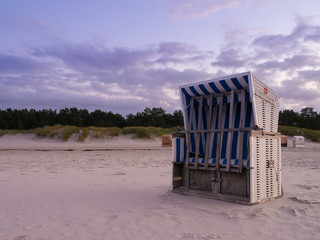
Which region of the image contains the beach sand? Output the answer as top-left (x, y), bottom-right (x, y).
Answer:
top-left (0, 134), bottom-right (320, 240)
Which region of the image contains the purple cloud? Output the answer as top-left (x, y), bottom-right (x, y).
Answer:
top-left (169, 0), bottom-right (248, 18)
top-left (0, 40), bottom-right (212, 114)
top-left (0, 54), bottom-right (47, 73)
top-left (1, 14), bottom-right (320, 114)
top-left (33, 43), bottom-right (155, 73)
top-left (211, 48), bottom-right (247, 68)
top-left (157, 42), bottom-right (197, 55)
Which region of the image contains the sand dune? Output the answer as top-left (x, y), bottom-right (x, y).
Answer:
top-left (0, 134), bottom-right (320, 240)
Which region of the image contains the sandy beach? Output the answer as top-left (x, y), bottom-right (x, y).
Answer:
top-left (0, 134), bottom-right (320, 240)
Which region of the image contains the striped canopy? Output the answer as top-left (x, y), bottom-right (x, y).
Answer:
top-left (180, 73), bottom-right (250, 98)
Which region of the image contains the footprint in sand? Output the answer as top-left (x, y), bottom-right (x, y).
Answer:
top-left (296, 184), bottom-right (319, 190)
top-left (289, 196), bottom-right (320, 205)
top-left (225, 207), bottom-right (266, 219)
top-left (112, 172), bottom-right (126, 175)
top-left (107, 214), bottom-right (120, 220)
top-left (12, 236), bottom-right (45, 240)
top-left (182, 232), bottom-right (223, 239)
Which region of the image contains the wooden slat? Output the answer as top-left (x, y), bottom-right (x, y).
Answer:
top-left (194, 96), bottom-right (203, 169)
top-left (186, 133), bottom-right (191, 168)
top-left (192, 90), bottom-right (243, 101)
top-left (216, 95), bottom-right (223, 172)
top-left (226, 90), bottom-right (234, 171)
top-left (185, 97), bottom-right (194, 169)
top-left (183, 165), bottom-right (190, 188)
top-left (187, 127), bottom-right (252, 133)
top-left (204, 94), bottom-right (213, 169)
top-left (238, 90), bottom-right (246, 173)
top-left (195, 133), bottom-right (200, 168)
top-left (216, 171), bottom-right (221, 193)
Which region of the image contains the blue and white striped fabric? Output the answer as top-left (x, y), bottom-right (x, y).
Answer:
top-left (173, 137), bottom-right (186, 163)
top-left (181, 75), bottom-right (249, 98)
top-left (179, 73), bottom-right (254, 168)
top-left (185, 101), bottom-right (253, 167)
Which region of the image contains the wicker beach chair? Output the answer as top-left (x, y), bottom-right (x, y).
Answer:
top-left (172, 72), bottom-right (282, 204)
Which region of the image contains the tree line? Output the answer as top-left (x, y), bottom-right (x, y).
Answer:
top-left (0, 107), bottom-right (184, 130)
top-left (279, 107), bottom-right (320, 130)
top-left (1, 106), bottom-right (320, 131)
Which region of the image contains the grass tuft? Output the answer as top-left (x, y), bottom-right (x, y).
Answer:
top-left (78, 128), bottom-right (89, 142)
top-left (62, 126), bottom-right (79, 141)
top-left (86, 126), bottom-right (120, 139)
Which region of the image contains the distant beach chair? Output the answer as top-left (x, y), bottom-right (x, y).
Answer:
top-left (293, 136), bottom-right (304, 147)
top-left (162, 134), bottom-right (172, 147)
top-left (281, 135), bottom-right (287, 147)
top-left (172, 71), bottom-right (282, 205)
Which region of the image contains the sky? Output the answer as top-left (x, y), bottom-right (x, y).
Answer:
top-left (1, 0), bottom-right (320, 115)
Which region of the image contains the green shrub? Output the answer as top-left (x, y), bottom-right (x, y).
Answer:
top-left (0, 130), bottom-right (8, 137)
top-left (35, 127), bottom-right (50, 138)
top-left (106, 127), bottom-right (120, 137)
top-left (122, 127), bottom-right (151, 139)
top-left (35, 125), bottom-right (79, 141)
top-left (121, 126), bottom-right (182, 139)
top-left (133, 128), bottom-right (152, 139)
top-left (302, 128), bottom-right (320, 142)
top-left (35, 125), bottom-right (62, 139)
top-left (279, 126), bottom-right (320, 142)
top-left (121, 127), bottom-right (138, 135)
top-left (278, 126), bottom-right (301, 136)
top-left (87, 126), bottom-right (120, 139)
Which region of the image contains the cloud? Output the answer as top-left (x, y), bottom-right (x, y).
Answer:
top-left (168, 0), bottom-right (250, 18)
top-left (273, 75), bottom-right (320, 111)
top-left (0, 54), bottom-right (48, 73)
top-left (252, 17), bottom-right (320, 56)
top-left (33, 44), bottom-right (154, 73)
top-left (1, 13), bottom-right (320, 114)
top-left (157, 42), bottom-right (197, 55)
top-left (298, 69), bottom-right (320, 82)
top-left (209, 17), bottom-right (320, 112)
top-left (256, 54), bottom-right (320, 72)
top-left (211, 48), bottom-right (247, 68)
top-left (0, 40), bottom-right (212, 114)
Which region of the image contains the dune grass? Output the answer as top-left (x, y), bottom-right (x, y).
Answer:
top-left (122, 126), bottom-right (182, 139)
top-left (34, 125), bottom-right (121, 142)
top-left (1, 125), bottom-right (179, 141)
top-left (61, 126), bottom-right (79, 141)
top-left (78, 128), bottom-right (89, 142)
top-left (35, 125), bottom-right (79, 141)
top-left (279, 126), bottom-right (320, 142)
top-left (2, 125), bottom-right (319, 142)
top-left (79, 126), bottom-right (120, 141)
top-left (0, 129), bottom-right (32, 137)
